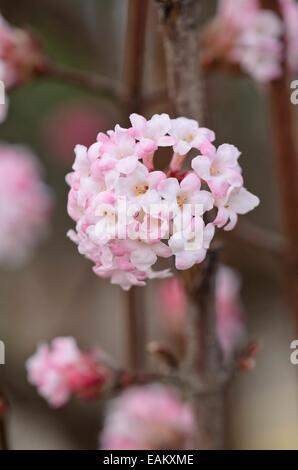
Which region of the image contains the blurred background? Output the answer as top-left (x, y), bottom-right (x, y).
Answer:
top-left (0, 0), bottom-right (298, 449)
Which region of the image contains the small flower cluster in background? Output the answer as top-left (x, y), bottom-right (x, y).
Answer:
top-left (43, 101), bottom-right (113, 167)
top-left (0, 13), bottom-right (45, 123)
top-left (26, 337), bottom-right (111, 408)
top-left (0, 14), bottom-right (44, 89)
top-left (26, 265), bottom-right (248, 411)
top-left (66, 113), bottom-right (259, 290)
top-left (0, 144), bottom-right (52, 267)
top-left (215, 265), bottom-right (246, 364)
top-left (159, 265), bottom-right (246, 365)
top-left (202, 0), bottom-right (298, 83)
top-left (100, 384), bottom-right (196, 450)
top-left (26, 340), bottom-right (197, 449)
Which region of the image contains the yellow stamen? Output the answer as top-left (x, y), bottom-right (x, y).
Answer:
top-left (134, 183), bottom-right (149, 196)
top-left (176, 193), bottom-right (188, 208)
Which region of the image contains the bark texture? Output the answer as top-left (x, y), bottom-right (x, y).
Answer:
top-left (155, 0), bottom-right (225, 449)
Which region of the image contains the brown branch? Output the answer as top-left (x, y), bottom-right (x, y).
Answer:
top-left (123, 0), bottom-right (150, 370)
top-left (114, 366), bottom-right (221, 396)
top-left (223, 219), bottom-right (285, 258)
top-left (115, 369), bottom-right (168, 389)
top-left (38, 62), bottom-right (125, 103)
top-left (155, 0), bottom-right (228, 449)
top-left (147, 341), bottom-right (179, 370)
top-left (123, 0), bottom-right (149, 110)
top-left (181, 250), bottom-right (225, 449)
top-left (142, 87), bottom-right (168, 109)
top-left (125, 289), bottom-right (143, 370)
top-left (182, 251), bottom-right (221, 377)
top-left (260, 0), bottom-right (298, 330)
top-left (36, 62), bottom-right (168, 113)
top-left (155, 0), bottom-right (204, 120)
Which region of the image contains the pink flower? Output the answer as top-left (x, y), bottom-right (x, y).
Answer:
top-left (205, 0), bottom-right (298, 83)
top-left (0, 144), bottom-right (52, 266)
top-left (218, 0), bottom-right (259, 23)
top-left (168, 117), bottom-right (215, 156)
top-left (280, 0), bottom-right (298, 72)
top-left (233, 10), bottom-right (283, 83)
top-left (0, 14), bottom-right (44, 89)
top-left (214, 186), bottom-right (260, 231)
top-left (215, 266), bottom-right (246, 363)
top-left (26, 337), bottom-right (110, 408)
top-left (159, 277), bottom-right (187, 333)
top-left (169, 220), bottom-right (215, 270)
top-left (99, 125), bottom-right (137, 161)
top-left (66, 114), bottom-right (259, 289)
top-left (43, 101), bottom-right (112, 166)
top-left (116, 162), bottom-right (165, 207)
top-left (130, 113), bottom-right (174, 150)
top-left (192, 144), bottom-right (243, 198)
top-left (158, 173), bottom-right (214, 214)
top-left (100, 384), bottom-right (196, 450)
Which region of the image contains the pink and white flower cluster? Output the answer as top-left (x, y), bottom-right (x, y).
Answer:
top-left (26, 337), bottom-right (110, 408)
top-left (100, 384), bottom-right (196, 450)
top-left (207, 0), bottom-right (298, 83)
top-left (0, 144), bottom-right (52, 266)
top-left (66, 113), bottom-right (259, 290)
top-left (0, 14), bottom-right (44, 89)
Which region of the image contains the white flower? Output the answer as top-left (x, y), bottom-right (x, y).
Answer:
top-left (214, 186), bottom-right (260, 231)
top-left (169, 117), bottom-right (215, 155)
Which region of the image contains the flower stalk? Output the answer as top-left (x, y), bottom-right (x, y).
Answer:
top-left (155, 0), bottom-right (225, 449)
top-left (122, 0), bottom-right (150, 370)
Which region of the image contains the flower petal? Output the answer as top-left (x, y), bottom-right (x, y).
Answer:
top-left (180, 173), bottom-right (201, 192)
top-left (191, 155), bottom-right (211, 180)
top-left (229, 187), bottom-right (260, 214)
top-left (116, 156), bottom-right (138, 174)
top-left (158, 178), bottom-right (180, 200)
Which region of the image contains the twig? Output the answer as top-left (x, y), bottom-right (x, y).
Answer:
top-left (125, 289), bottom-right (142, 370)
top-left (223, 219), bottom-right (285, 258)
top-left (39, 61), bottom-right (168, 110)
top-left (39, 62), bottom-right (125, 103)
top-left (147, 341), bottom-right (179, 369)
top-left (260, 0), bottom-right (298, 329)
